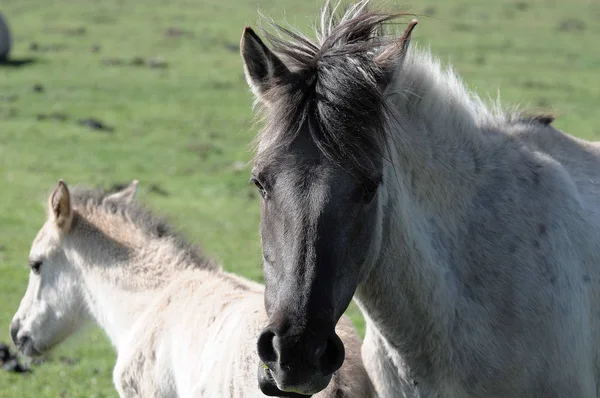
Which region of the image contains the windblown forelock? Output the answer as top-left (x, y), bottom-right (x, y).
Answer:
top-left (253, 1), bottom-right (413, 179)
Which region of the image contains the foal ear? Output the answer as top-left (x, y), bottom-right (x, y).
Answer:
top-left (103, 180), bottom-right (139, 204)
top-left (49, 180), bottom-right (73, 231)
top-left (240, 27), bottom-right (290, 99)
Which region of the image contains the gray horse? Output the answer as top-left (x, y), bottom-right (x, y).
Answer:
top-left (240, 0), bottom-right (600, 397)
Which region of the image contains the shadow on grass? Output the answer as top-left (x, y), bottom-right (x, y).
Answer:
top-left (0, 58), bottom-right (38, 68)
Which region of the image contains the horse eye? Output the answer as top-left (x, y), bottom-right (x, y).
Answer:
top-left (249, 177), bottom-right (268, 199)
top-left (362, 183), bottom-right (379, 203)
top-left (28, 260), bottom-right (42, 275)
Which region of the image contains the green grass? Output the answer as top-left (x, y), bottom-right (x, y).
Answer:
top-left (0, 0), bottom-right (599, 396)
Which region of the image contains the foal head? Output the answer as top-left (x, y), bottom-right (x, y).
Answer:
top-left (10, 180), bottom-right (138, 357)
top-left (241, 1), bottom-right (416, 395)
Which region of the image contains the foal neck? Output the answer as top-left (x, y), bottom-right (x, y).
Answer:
top-left (65, 210), bottom-right (217, 349)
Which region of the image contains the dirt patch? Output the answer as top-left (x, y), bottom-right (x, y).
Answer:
top-left (0, 94), bottom-right (18, 102)
top-left (0, 107), bottom-right (18, 118)
top-left (558, 18), bottom-right (586, 33)
top-left (514, 1), bottom-right (529, 11)
top-left (452, 23), bottom-right (473, 32)
top-left (147, 57), bottom-right (168, 69)
top-left (58, 356), bottom-right (79, 366)
top-left (77, 117), bottom-right (114, 133)
top-left (44, 26), bottom-right (87, 36)
top-left (224, 42), bottom-right (238, 53)
top-left (37, 113), bottom-right (68, 122)
top-left (165, 27), bottom-right (194, 38)
top-left (209, 81), bottom-right (233, 90)
top-left (149, 184), bottom-right (169, 197)
top-left (29, 42), bottom-right (68, 52)
top-left (188, 142), bottom-right (221, 159)
top-left (422, 6), bottom-right (437, 16)
top-left (102, 56), bottom-right (168, 69)
top-left (92, 15), bottom-right (116, 25)
top-left (34, 113), bottom-right (116, 133)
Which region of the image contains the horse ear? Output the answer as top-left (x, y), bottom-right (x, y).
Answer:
top-left (49, 180), bottom-right (73, 231)
top-left (240, 27), bottom-right (290, 99)
top-left (104, 180), bottom-right (139, 204)
top-left (374, 19), bottom-right (418, 87)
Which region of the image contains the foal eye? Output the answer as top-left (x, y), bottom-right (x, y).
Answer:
top-left (28, 260), bottom-right (42, 275)
top-left (249, 177), bottom-right (268, 199)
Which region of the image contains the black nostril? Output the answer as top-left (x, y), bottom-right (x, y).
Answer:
top-left (257, 329), bottom-right (277, 363)
top-left (18, 335), bottom-right (31, 348)
top-left (9, 321), bottom-right (19, 346)
top-left (320, 334), bottom-right (345, 375)
top-left (307, 340), bottom-right (327, 367)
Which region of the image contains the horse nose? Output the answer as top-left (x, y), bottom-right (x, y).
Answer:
top-left (257, 325), bottom-right (345, 375)
top-left (9, 320), bottom-right (19, 346)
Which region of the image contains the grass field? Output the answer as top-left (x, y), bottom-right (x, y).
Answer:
top-left (0, 0), bottom-right (599, 396)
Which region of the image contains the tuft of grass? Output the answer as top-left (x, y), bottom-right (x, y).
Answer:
top-left (1, 0), bottom-right (599, 396)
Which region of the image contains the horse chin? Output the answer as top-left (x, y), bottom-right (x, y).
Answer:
top-left (257, 363), bottom-right (317, 397)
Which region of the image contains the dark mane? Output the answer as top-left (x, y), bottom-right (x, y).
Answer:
top-left (257, 1), bottom-right (411, 178)
top-left (69, 185), bottom-right (217, 271)
top-left (519, 113), bottom-right (556, 126)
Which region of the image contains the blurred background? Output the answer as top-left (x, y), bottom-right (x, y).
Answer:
top-left (0, 0), bottom-right (599, 396)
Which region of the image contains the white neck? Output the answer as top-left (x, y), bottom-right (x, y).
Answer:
top-left (85, 275), bottom-right (155, 349)
top-left (63, 246), bottom-right (158, 349)
top-left (63, 231), bottom-right (212, 350)
top-left (356, 47), bottom-right (503, 378)
top-left (383, 46), bottom-right (502, 208)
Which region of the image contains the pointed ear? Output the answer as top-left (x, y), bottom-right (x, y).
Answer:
top-left (240, 27), bottom-right (290, 99)
top-left (103, 180), bottom-right (139, 204)
top-left (49, 180), bottom-right (73, 231)
top-left (374, 19), bottom-right (418, 87)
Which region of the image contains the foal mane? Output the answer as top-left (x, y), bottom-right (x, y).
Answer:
top-left (69, 186), bottom-right (217, 271)
top-left (255, 0), bottom-right (413, 178)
